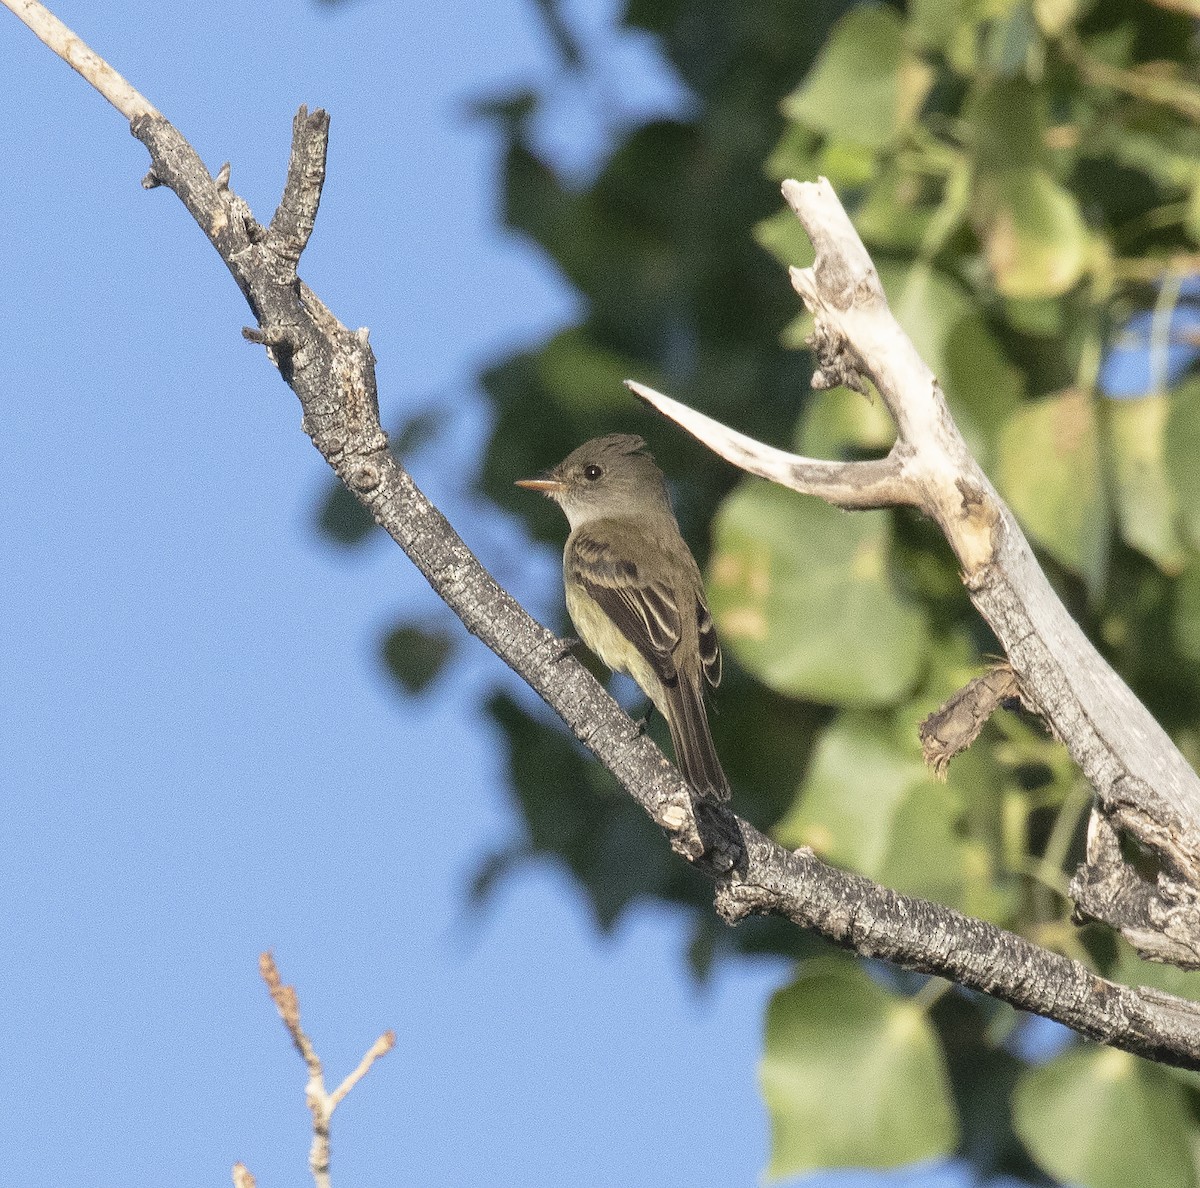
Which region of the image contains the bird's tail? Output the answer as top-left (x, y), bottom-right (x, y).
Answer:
top-left (663, 674), bottom-right (730, 802)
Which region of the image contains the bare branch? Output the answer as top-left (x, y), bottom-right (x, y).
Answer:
top-left (624, 380), bottom-right (918, 510)
top-left (2, 0), bottom-right (159, 120)
top-left (258, 953), bottom-right (394, 1187)
top-left (266, 109), bottom-right (329, 273)
top-left (12, 4), bottom-right (1200, 1066)
top-left (919, 663), bottom-right (1026, 778)
top-left (328, 1031), bottom-right (397, 1111)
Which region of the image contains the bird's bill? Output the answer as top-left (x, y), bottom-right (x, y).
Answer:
top-left (514, 477), bottom-right (566, 496)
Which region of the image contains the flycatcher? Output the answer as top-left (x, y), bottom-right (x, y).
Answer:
top-left (517, 434), bottom-right (730, 801)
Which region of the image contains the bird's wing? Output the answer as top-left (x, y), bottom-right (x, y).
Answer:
top-left (567, 527), bottom-right (682, 685)
top-left (697, 596), bottom-right (722, 689)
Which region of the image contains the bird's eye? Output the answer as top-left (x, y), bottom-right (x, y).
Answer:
top-left (583, 465), bottom-right (603, 481)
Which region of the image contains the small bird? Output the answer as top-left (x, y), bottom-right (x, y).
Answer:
top-left (517, 434), bottom-right (730, 801)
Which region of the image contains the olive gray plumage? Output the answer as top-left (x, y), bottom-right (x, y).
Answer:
top-left (517, 434), bottom-right (730, 801)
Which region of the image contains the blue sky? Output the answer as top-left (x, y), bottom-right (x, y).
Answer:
top-left (3, 2), bottom-right (989, 1185)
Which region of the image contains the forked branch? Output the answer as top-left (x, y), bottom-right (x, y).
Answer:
top-left (634, 177), bottom-right (1200, 969)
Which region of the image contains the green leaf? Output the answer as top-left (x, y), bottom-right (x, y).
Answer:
top-left (1102, 394), bottom-right (1186, 574)
top-left (753, 207), bottom-right (816, 272)
top-left (1188, 174), bottom-right (1200, 246)
top-left (762, 958), bottom-right (959, 1178)
top-left (1172, 561), bottom-right (1200, 664)
top-left (1166, 377), bottom-right (1200, 550)
top-left (982, 2), bottom-right (1042, 77)
top-left (1013, 1046), bottom-right (1197, 1188)
top-left (1002, 295), bottom-right (1064, 338)
top-left (996, 389), bottom-right (1110, 595)
top-left (880, 262), bottom-right (1025, 465)
top-left (774, 713), bottom-right (929, 871)
top-left (536, 328), bottom-right (647, 414)
top-left (1034, 0), bottom-right (1082, 38)
top-left (855, 164), bottom-right (941, 254)
top-left (794, 384), bottom-right (894, 459)
top-left (764, 122), bottom-right (820, 183)
top-left (317, 482), bottom-right (377, 546)
top-left (709, 481), bottom-right (930, 707)
top-left (775, 710), bottom-right (972, 907)
top-left (881, 779), bottom-right (970, 903)
top-left (978, 168), bottom-right (1090, 298)
top-left (1109, 945), bottom-right (1200, 1003)
top-left (970, 79), bottom-right (1045, 173)
top-left (909, 0), bottom-right (978, 59)
top-left (782, 8), bottom-right (933, 151)
top-left (382, 624), bottom-right (455, 694)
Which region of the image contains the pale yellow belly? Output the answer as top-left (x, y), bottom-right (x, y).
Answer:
top-left (564, 581), bottom-right (668, 716)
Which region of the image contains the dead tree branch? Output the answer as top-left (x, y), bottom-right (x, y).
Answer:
top-left (632, 178), bottom-right (1200, 969)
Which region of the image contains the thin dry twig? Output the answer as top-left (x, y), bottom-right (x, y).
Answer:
top-left (329, 1031), bottom-right (397, 1111)
top-left (257, 953), bottom-right (395, 1188)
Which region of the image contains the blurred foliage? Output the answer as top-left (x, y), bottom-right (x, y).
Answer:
top-left (382, 623), bottom-right (455, 694)
top-left (761, 956), bottom-right (959, 1177)
top-left (321, 0), bottom-right (1200, 1182)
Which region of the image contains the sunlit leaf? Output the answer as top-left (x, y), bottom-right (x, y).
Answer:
top-left (1013, 1046), bottom-right (1197, 1188)
top-left (855, 164), bottom-right (942, 254)
top-left (1102, 394), bottom-right (1186, 573)
top-left (753, 207), bottom-right (815, 272)
top-left (881, 262), bottom-right (1024, 464)
top-left (978, 168), bottom-right (1089, 298)
top-left (996, 389), bottom-right (1110, 595)
top-left (782, 7), bottom-right (932, 150)
top-left (1034, 0), bottom-right (1082, 37)
top-left (794, 383), bottom-right (894, 459)
top-left (775, 710), bottom-right (972, 907)
top-left (764, 122), bottom-right (820, 183)
top-left (1172, 561), bottom-right (1200, 663)
top-left (762, 958), bottom-right (958, 1179)
top-left (909, 0), bottom-right (978, 58)
top-left (983, 2), bottom-right (1042, 76)
top-left (1165, 377), bottom-right (1200, 549)
top-left (774, 712), bottom-right (929, 870)
top-left (709, 481), bottom-right (930, 707)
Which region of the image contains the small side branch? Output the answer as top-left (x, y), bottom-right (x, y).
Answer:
top-left (258, 953), bottom-right (395, 1188)
top-left (625, 380), bottom-right (919, 510)
top-left (919, 662), bottom-right (1026, 778)
top-left (266, 108), bottom-right (329, 273)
